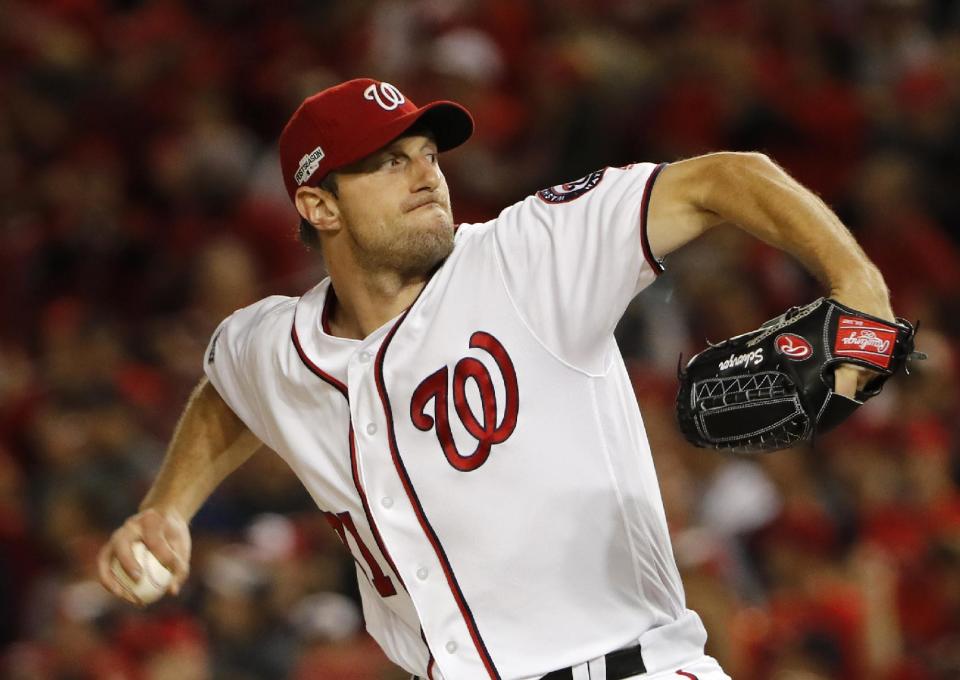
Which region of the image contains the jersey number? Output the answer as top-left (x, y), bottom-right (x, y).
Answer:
top-left (324, 511), bottom-right (397, 597)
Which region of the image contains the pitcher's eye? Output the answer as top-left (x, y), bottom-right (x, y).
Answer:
top-left (379, 155), bottom-right (404, 170)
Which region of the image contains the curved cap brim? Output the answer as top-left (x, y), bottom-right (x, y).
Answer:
top-left (410, 101), bottom-right (474, 152)
top-left (330, 101), bottom-right (474, 176)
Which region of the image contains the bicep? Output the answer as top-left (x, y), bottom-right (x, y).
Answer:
top-left (140, 376), bottom-right (263, 518)
top-left (191, 377), bottom-right (262, 474)
top-left (645, 153), bottom-right (753, 259)
top-left (194, 377), bottom-right (254, 446)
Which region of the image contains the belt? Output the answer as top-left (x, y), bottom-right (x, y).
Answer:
top-left (412, 644), bottom-right (646, 680)
top-left (541, 645), bottom-right (647, 680)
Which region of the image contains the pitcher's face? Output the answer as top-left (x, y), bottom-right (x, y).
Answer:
top-left (334, 133), bottom-right (455, 277)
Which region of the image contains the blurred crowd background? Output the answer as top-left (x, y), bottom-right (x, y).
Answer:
top-left (2, 0), bottom-right (959, 678)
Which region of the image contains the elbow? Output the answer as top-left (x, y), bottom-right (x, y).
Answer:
top-left (739, 151), bottom-right (774, 165)
top-left (699, 151), bottom-right (780, 209)
top-left (713, 151), bottom-right (777, 180)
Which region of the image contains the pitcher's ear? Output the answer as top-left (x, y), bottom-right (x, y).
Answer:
top-left (296, 185), bottom-right (341, 235)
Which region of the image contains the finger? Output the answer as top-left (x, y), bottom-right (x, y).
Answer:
top-left (142, 510), bottom-right (191, 595)
top-left (856, 366), bottom-right (882, 392)
top-left (112, 576), bottom-right (144, 607)
top-left (97, 541), bottom-right (142, 606)
top-left (139, 511), bottom-right (181, 577)
top-left (833, 365), bottom-right (858, 399)
top-left (162, 521), bottom-right (190, 593)
top-left (112, 522), bottom-right (143, 581)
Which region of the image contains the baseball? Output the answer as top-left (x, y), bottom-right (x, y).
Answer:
top-left (110, 541), bottom-right (173, 605)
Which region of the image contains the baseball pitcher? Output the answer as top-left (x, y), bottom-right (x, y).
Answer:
top-left (97, 79), bottom-right (902, 680)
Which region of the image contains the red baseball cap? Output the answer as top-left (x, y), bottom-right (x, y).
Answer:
top-left (279, 78), bottom-right (474, 202)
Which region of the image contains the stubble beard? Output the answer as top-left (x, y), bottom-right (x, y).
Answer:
top-left (352, 208), bottom-right (455, 279)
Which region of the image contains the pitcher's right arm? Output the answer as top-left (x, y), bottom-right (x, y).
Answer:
top-left (96, 376), bottom-right (262, 604)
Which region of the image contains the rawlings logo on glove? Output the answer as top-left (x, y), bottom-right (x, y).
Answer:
top-left (774, 334), bottom-right (812, 359)
top-left (675, 298), bottom-right (923, 454)
top-left (834, 315), bottom-right (898, 368)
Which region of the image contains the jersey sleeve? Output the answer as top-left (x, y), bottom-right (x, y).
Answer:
top-left (492, 162), bottom-right (666, 373)
top-left (202, 296), bottom-right (292, 446)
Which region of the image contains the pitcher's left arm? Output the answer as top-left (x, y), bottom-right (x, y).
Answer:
top-left (645, 151), bottom-right (894, 397)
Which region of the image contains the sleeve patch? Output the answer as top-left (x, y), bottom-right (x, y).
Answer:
top-left (536, 168), bottom-right (606, 204)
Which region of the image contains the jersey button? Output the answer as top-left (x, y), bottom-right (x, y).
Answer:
top-left (365, 423), bottom-right (377, 435)
top-left (416, 567), bottom-right (428, 580)
top-left (358, 351), bottom-right (371, 363)
top-left (445, 641), bottom-right (457, 654)
top-left (381, 497), bottom-right (393, 509)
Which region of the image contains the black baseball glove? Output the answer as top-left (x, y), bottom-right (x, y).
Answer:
top-left (676, 297), bottom-right (922, 453)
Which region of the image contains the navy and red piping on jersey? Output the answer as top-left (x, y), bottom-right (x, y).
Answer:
top-left (640, 162), bottom-right (667, 276)
top-left (420, 629), bottom-right (436, 680)
top-left (347, 422), bottom-right (406, 591)
top-left (293, 312), bottom-right (444, 676)
top-left (291, 319), bottom-right (406, 593)
top-left (292, 320), bottom-right (347, 393)
top-left (374, 310), bottom-right (502, 680)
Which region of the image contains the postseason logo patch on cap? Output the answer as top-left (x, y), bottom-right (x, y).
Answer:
top-left (294, 146), bottom-right (326, 186)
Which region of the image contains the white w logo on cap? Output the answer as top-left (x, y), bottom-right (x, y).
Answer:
top-left (363, 82), bottom-right (406, 111)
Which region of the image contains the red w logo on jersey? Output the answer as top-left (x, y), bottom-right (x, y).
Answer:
top-left (410, 332), bottom-right (519, 471)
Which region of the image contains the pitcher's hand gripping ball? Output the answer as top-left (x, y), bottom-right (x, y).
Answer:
top-left (676, 298), bottom-right (922, 453)
top-left (110, 541), bottom-right (173, 605)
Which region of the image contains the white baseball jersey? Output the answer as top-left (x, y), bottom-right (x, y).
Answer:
top-left (204, 162), bottom-right (709, 680)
